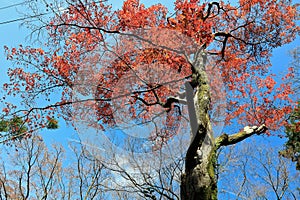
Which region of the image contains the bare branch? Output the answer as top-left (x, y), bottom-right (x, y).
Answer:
top-left (216, 124), bottom-right (268, 149)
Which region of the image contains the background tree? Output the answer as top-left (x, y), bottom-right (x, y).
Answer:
top-left (0, 135), bottom-right (115, 200)
top-left (0, 135), bottom-right (64, 199)
top-left (289, 47), bottom-right (300, 92)
top-left (1, 0), bottom-right (299, 199)
top-left (219, 140), bottom-right (299, 199)
top-left (280, 47), bottom-right (300, 171)
top-left (0, 116), bottom-right (28, 143)
top-left (78, 133), bottom-right (186, 200)
top-left (0, 133), bottom-right (298, 200)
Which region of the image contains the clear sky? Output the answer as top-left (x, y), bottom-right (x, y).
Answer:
top-left (0, 0), bottom-right (169, 152)
top-left (0, 0), bottom-right (299, 148)
top-left (0, 0), bottom-right (299, 199)
top-left (0, 0), bottom-right (172, 148)
top-left (0, 0), bottom-right (299, 150)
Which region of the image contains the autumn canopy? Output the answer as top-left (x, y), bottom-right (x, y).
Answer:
top-left (2, 0), bottom-right (298, 138)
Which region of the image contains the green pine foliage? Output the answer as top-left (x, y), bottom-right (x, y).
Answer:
top-left (0, 116), bottom-right (59, 143)
top-left (46, 118), bottom-right (59, 129)
top-left (280, 102), bottom-right (300, 170)
top-left (0, 117), bottom-right (28, 141)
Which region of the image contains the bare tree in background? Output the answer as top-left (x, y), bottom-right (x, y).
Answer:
top-left (0, 135), bottom-right (110, 200)
top-left (0, 133), bottom-right (184, 200)
top-left (76, 133), bottom-right (186, 200)
top-left (218, 139), bottom-right (300, 200)
top-left (290, 47), bottom-right (300, 94)
top-left (0, 135), bottom-right (63, 199)
top-left (0, 133), bottom-right (299, 199)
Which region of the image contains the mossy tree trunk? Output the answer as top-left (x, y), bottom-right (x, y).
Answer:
top-left (180, 48), bottom-right (217, 200)
top-left (180, 49), bottom-right (267, 200)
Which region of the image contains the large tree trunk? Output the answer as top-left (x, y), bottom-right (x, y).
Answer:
top-left (180, 49), bottom-right (217, 200)
top-left (179, 49), bottom-right (267, 200)
top-left (180, 128), bottom-right (217, 200)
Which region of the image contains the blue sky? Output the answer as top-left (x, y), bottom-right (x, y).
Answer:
top-left (0, 0), bottom-right (299, 148)
top-left (0, 1), bottom-right (299, 198)
top-left (1, 0), bottom-right (298, 139)
top-left (0, 0), bottom-right (298, 151)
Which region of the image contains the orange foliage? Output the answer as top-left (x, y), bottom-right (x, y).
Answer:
top-left (2, 0), bottom-right (298, 137)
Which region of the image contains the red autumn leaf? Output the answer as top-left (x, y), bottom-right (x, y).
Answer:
top-left (1, 0), bottom-right (298, 142)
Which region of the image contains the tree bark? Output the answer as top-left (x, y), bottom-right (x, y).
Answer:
top-left (179, 49), bottom-right (267, 200)
top-left (180, 49), bottom-right (217, 200)
top-left (180, 126), bottom-right (217, 200)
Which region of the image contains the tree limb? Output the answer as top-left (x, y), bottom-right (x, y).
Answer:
top-left (215, 124), bottom-right (268, 149)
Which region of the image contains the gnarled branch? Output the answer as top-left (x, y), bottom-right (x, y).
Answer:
top-left (215, 124), bottom-right (268, 149)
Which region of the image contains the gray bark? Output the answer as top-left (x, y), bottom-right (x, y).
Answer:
top-left (180, 49), bottom-right (217, 200)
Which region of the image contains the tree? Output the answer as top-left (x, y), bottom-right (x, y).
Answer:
top-left (79, 133), bottom-right (186, 199)
top-left (280, 47), bottom-right (300, 171)
top-left (0, 135), bottom-right (64, 199)
top-left (1, 0), bottom-right (299, 199)
top-left (0, 135), bottom-right (115, 199)
top-left (280, 101), bottom-right (300, 171)
top-left (219, 139), bottom-right (299, 199)
top-left (0, 116), bottom-right (28, 142)
top-left (0, 135), bottom-right (298, 200)
top-left (289, 47), bottom-right (300, 92)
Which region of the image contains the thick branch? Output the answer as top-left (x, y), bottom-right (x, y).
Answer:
top-left (203, 2), bottom-right (221, 20)
top-left (163, 96), bottom-right (187, 107)
top-left (215, 124), bottom-right (267, 149)
top-left (49, 23), bottom-right (185, 55)
top-left (213, 32), bottom-right (232, 58)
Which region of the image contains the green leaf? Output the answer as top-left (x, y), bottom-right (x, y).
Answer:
top-left (282, 101), bottom-right (300, 170)
top-left (46, 118), bottom-right (59, 129)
